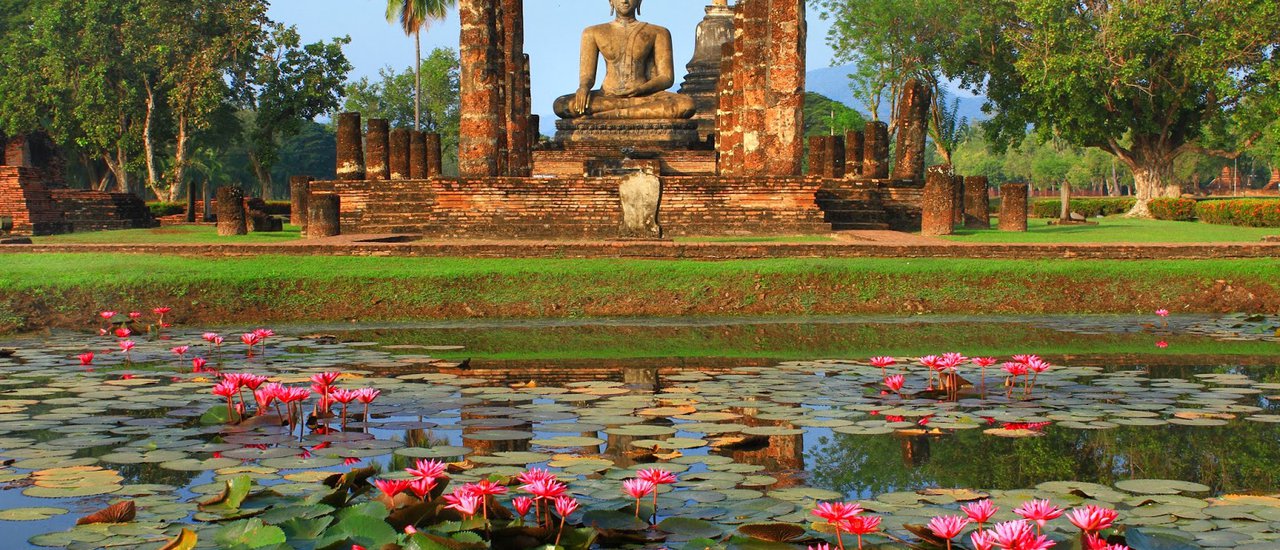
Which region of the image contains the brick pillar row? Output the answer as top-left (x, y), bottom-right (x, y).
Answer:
top-left (365, 119), bottom-right (390, 181)
top-left (999, 183), bottom-right (1029, 232)
top-left (863, 121), bottom-right (890, 179)
top-left (389, 129), bottom-right (411, 180)
top-left (458, 0), bottom-right (502, 177)
top-left (763, 0), bottom-right (804, 176)
top-left (891, 79), bottom-right (931, 181)
top-left (845, 130), bottom-right (864, 177)
top-left (921, 165), bottom-right (955, 236)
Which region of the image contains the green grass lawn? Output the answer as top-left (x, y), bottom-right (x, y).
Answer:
top-left (674, 235), bottom-right (837, 243)
top-left (30, 224), bottom-right (303, 244)
top-left (945, 216), bottom-right (1278, 243)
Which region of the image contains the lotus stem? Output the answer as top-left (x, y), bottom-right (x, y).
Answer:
top-left (554, 515), bottom-right (567, 547)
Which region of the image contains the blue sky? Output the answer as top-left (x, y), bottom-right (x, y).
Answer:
top-left (267, 0), bottom-right (839, 124)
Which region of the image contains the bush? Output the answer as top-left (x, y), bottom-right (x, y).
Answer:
top-left (1195, 199), bottom-right (1280, 227)
top-left (1031, 198), bottom-right (1135, 218)
top-left (1148, 198), bottom-right (1198, 221)
top-left (147, 202), bottom-right (185, 217)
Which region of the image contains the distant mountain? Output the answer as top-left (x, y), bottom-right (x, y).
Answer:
top-left (805, 64), bottom-right (990, 123)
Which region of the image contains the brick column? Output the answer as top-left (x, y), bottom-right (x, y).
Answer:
top-left (921, 166), bottom-right (955, 236)
top-left (425, 133), bottom-right (443, 178)
top-left (863, 121), bottom-right (890, 179)
top-left (458, 0), bottom-right (501, 177)
top-left (999, 183), bottom-right (1029, 232)
top-left (845, 130), bottom-right (864, 177)
top-left (952, 174), bottom-right (965, 225)
top-left (216, 186), bottom-right (247, 236)
top-left (715, 40), bottom-right (739, 175)
top-left (891, 79), bottom-right (930, 181)
top-left (388, 129), bottom-right (411, 180)
top-left (289, 176), bottom-right (312, 228)
top-left (307, 194), bottom-right (340, 238)
top-left (335, 112), bottom-right (365, 181)
top-left (409, 132), bottom-right (427, 179)
top-left (365, 119), bottom-right (390, 181)
top-left (807, 136), bottom-right (827, 177)
top-left (502, 0), bottom-right (531, 177)
top-left (763, 0), bottom-right (805, 176)
top-left (737, 0), bottom-right (768, 175)
top-left (964, 176), bottom-right (991, 229)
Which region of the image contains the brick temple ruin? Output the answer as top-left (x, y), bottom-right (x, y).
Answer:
top-left (0, 133), bottom-right (154, 237)
top-left (308, 0), bottom-right (930, 238)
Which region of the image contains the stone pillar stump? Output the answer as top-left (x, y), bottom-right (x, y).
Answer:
top-left (365, 119), bottom-right (390, 181)
top-left (845, 130), bottom-right (865, 177)
top-left (952, 174), bottom-right (965, 226)
top-left (425, 133), bottom-right (443, 178)
top-left (289, 176), bottom-right (312, 228)
top-left (863, 121), bottom-right (890, 179)
top-left (921, 166), bottom-right (956, 236)
top-left (964, 176), bottom-right (991, 229)
top-left (335, 112), bottom-right (365, 181)
top-left (999, 183), bottom-right (1029, 232)
top-left (389, 129), bottom-right (411, 180)
top-left (216, 186), bottom-right (247, 236)
top-left (409, 132), bottom-right (427, 179)
top-left (308, 194), bottom-right (341, 238)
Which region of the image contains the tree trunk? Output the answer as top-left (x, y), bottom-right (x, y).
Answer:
top-left (167, 113), bottom-right (190, 203)
top-left (1127, 163), bottom-right (1176, 217)
top-left (102, 146), bottom-right (129, 196)
top-left (1059, 180), bottom-right (1071, 221)
top-left (143, 79), bottom-right (162, 200)
top-left (414, 31), bottom-right (422, 132)
top-left (250, 151), bottom-right (272, 199)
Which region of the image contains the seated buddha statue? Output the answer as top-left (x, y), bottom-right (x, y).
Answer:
top-left (553, 0), bottom-right (697, 120)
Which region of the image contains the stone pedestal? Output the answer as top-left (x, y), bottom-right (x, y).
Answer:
top-left (952, 174), bottom-right (965, 225)
top-left (308, 194), bottom-right (340, 238)
top-left (426, 133), bottom-right (443, 178)
top-left (921, 166), bottom-right (955, 236)
top-left (389, 129), bottom-right (411, 180)
top-left (409, 132), bottom-right (427, 179)
top-left (555, 119), bottom-right (700, 150)
top-left (216, 187), bottom-right (247, 236)
top-left (679, 3), bottom-right (736, 141)
top-left (335, 113), bottom-right (365, 181)
top-left (618, 171), bottom-right (662, 239)
top-left (845, 131), bottom-right (865, 177)
top-left (964, 176), bottom-right (991, 229)
top-left (863, 121), bottom-right (890, 179)
top-left (807, 136), bottom-right (844, 178)
top-left (365, 119), bottom-right (390, 181)
top-left (289, 176), bottom-right (312, 228)
top-left (999, 183), bottom-right (1029, 232)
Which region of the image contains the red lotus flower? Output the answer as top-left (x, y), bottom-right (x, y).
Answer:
top-left (813, 501), bottom-right (863, 550)
top-left (354, 388), bottom-right (380, 404)
top-left (637, 468), bottom-right (677, 485)
top-left (927, 515), bottom-right (970, 548)
top-left (373, 478), bottom-right (413, 499)
top-left (1013, 499), bottom-right (1064, 532)
top-left (171, 346), bottom-right (190, 357)
top-left (1156, 340), bottom-right (1169, 349)
top-left (1086, 533), bottom-right (1131, 550)
top-left (512, 496), bottom-right (534, 516)
top-left (78, 352), bottom-right (94, 366)
top-left (842, 515), bottom-right (881, 549)
top-left (192, 357), bottom-right (208, 372)
top-left (408, 459), bottom-right (448, 480)
top-left (99, 311), bottom-right (117, 320)
top-left (212, 380), bottom-right (237, 398)
top-left (1002, 362), bottom-right (1028, 376)
top-left (1067, 505), bottom-right (1119, 534)
top-left (884, 374), bottom-right (905, 394)
top-left (240, 333), bottom-right (259, 347)
top-left (962, 500), bottom-right (998, 527)
top-left (253, 328), bottom-right (274, 339)
top-left (128, 312), bottom-right (142, 320)
top-left (310, 372), bottom-right (341, 390)
top-left (152, 307), bottom-right (171, 315)
top-left (114, 328), bottom-right (132, 338)
top-left (409, 477), bottom-right (438, 500)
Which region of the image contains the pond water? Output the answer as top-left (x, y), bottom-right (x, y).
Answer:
top-left (0, 315), bottom-right (1277, 549)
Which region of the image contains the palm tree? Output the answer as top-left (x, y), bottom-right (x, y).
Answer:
top-left (386, 0), bottom-right (455, 131)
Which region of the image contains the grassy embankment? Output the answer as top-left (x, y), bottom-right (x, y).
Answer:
top-left (946, 216), bottom-right (1278, 243)
top-left (1, 254), bottom-right (1277, 333)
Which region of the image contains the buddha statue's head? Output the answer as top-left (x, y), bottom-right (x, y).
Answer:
top-left (610, 0), bottom-right (642, 17)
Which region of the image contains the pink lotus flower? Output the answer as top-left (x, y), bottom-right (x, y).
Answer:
top-left (941, 352), bottom-right (967, 370)
top-left (927, 515), bottom-right (970, 549)
top-left (373, 478), bottom-right (412, 499)
top-left (512, 496), bottom-right (534, 517)
top-left (991, 521), bottom-right (1035, 549)
top-left (1002, 362), bottom-right (1029, 376)
top-left (114, 328), bottom-right (132, 338)
top-left (152, 307), bottom-right (171, 316)
top-left (472, 479), bottom-right (508, 497)
top-left (884, 374), bottom-right (905, 394)
top-left (444, 492), bottom-right (483, 518)
top-left (962, 500), bottom-right (998, 527)
top-left (869, 356), bottom-right (896, 374)
top-left (408, 459), bottom-right (448, 480)
top-left (253, 387), bottom-right (277, 413)
top-left (554, 495), bottom-right (579, 517)
top-left (99, 311), bottom-right (117, 320)
top-left (920, 355), bottom-right (942, 370)
top-left (409, 477), bottom-right (437, 500)
top-left (310, 371), bottom-right (341, 390)
top-left (808, 545), bottom-right (833, 550)
top-left (1155, 309), bottom-right (1169, 317)
top-left (99, 328), bottom-right (108, 337)
top-left (192, 357), bottom-right (208, 372)
top-left (522, 478), bottom-right (567, 501)
top-left (973, 357), bottom-right (997, 368)
top-left (212, 379), bottom-right (239, 421)
top-left (354, 388), bottom-right (380, 404)
top-left (1067, 505), bottom-right (1119, 534)
top-left (253, 328), bottom-right (274, 339)
top-left (331, 388), bottom-right (359, 404)
top-left (623, 478), bottom-right (656, 519)
top-left (637, 468), bottom-right (677, 485)
top-left (128, 311), bottom-right (142, 320)
top-left (517, 468), bottom-right (556, 486)
top-left (1156, 340), bottom-right (1169, 349)
top-left (119, 340), bottom-right (135, 353)
top-left (813, 501), bottom-right (863, 550)
top-left (1025, 357), bottom-right (1051, 374)
top-left (78, 352), bottom-right (94, 366)
top-left (239, 374), bottom-right (268, 391)
top-left (171, 346), bottom-right (190, 357)
top-left (842, 515), bottom-right (881, 549)
top-left (240, 333), bottom-right (260, 347)
top-left (1086, 533), bottom-right (1130, 550)
top-left (202, 332), bottom-right (220, 342)
top-left (1014, 499), bottom-right (1064, 532)
top-left (969, 529), bottom-right (996, 550)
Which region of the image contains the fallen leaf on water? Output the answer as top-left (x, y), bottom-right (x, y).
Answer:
top-left (76, 500), bottom-right (135, 525)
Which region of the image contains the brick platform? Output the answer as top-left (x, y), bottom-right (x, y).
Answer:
top-left (0, 166), bottom-right (154, 236)
top-left (310, 175), bottom-right (853, 238)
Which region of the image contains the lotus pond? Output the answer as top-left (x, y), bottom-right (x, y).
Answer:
top-left (0, 315), bottom-right (1278, 549)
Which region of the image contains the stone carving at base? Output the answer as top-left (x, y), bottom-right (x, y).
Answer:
top-left (619, 171), bottom-right (662, 239)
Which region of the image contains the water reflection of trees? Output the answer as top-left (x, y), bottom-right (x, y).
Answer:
top-left (808, 422), bottom-right (1280, 498)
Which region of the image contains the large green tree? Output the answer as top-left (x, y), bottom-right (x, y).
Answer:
top-left (341, 47), bottom-right (461, 175)
top-left (386, 0), bottom-right (456, 132)
top-left (944, 0), bottom-right (1280, 216)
